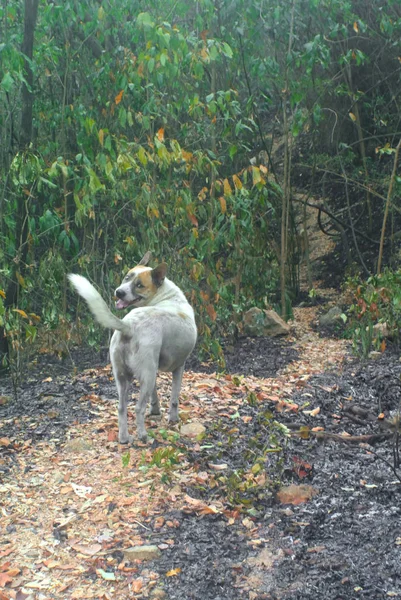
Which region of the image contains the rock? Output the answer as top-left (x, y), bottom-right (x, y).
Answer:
top-left (319, 306), bottom-right (344, 327)
top-left (373, 322), bottom-right (390, 338)
top-left (179, 410), bottom-right (191, 423)
top-left (64, 438), bottom-right (92, 453)
top-left (151, 589), bottom-right (167, 599)
top-left (180, 422), bottom-right (206, 438)
top-left (123, 545), bottom-right (161, 561)
top-left (241, 307), bottom-right (290, 337)
top-left (368, 351), bottom-right (382, 360)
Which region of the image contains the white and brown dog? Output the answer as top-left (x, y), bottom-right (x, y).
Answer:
top-left (68, 253), bottom-right (197, 443)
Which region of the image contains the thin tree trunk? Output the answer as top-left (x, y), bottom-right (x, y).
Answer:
top-left (280, 0), bottom-right (295, 320)
top-left (20, 0), bottom-right (39, 148)
top-left (377, 138), bottom-right (401, 274)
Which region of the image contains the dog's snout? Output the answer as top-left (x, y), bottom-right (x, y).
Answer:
top-left (116, 288), bottom-right (126, 299)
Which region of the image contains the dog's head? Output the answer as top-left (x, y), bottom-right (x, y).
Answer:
top-left (115, 255), bottom-right (167, 310)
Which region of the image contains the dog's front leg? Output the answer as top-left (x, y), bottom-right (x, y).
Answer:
top-left (115, 374), bottom-right (132, 444)
top-left (168, 365), bottom-right (185, 423)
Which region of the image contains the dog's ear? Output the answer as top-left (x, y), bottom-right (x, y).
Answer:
top-left (151, 262), bottom-right (167, 287)
top-left (138, 251), bottom-right (152, 266)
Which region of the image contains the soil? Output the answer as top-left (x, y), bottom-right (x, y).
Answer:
top-left (1, 321), bottom-right (401, 600)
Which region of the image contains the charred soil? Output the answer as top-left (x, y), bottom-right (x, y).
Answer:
top-left (0, 324), bottom-right (401, 599)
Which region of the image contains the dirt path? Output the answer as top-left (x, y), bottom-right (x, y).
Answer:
top-left (0, 305), bottom-right (352, 600)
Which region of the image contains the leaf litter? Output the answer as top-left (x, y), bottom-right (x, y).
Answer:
top-left (0, 310), bottom-right (401, 598)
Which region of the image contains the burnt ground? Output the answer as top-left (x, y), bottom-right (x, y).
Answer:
top-left (1, 335), bottom-right (401, 599)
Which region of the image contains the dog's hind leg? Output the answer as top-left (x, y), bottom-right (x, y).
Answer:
top-left (168, 364), bottom-right (185, 423)
top-left (136, 373), bottom-right (157, 442)
top-left (149, 385), bottom-right (161, 416)
top-left (115, 373), bottom-right (132, 444)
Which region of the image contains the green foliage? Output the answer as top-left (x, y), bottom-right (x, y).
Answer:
top-left (347, 270), bottom-right (401, 357)
top-left (1, 0), bottom-right (401, 368)
top-left (139, 445), bottom-right (181, 483)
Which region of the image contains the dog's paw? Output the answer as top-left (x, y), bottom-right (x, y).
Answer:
top-left (167, 413), bottom-right (179, 424)
top-left (119, 434), bottom-right (134, 444)
top-left (137, 432), bottom-right (148, 443)
top-left (148, 411), bottom-right (162, 419)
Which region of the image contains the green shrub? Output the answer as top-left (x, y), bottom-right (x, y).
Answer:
top-left (346, 269), bottom-right (401, 357)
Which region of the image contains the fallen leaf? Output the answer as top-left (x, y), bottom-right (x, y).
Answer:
top-left (277, 484), bottom-right (318, 506)
top-left (303, 407), bottom-right (320, 416)
top-left (0, 573), bottom-right (12, 588)
top-left (0, 439), bottom-right (11, 448)
top-left (166, 568), bottom-right (181, 577)
top-left (107, 430), bottom-right (118, 442)
top-left (96, 569), bottom-right (116, 581)
top-left (71, 483), bottom-right (92, 498)
top-left (209, 463), bottom-right (228, 471)
top-left (131, 578), bottom-right (144, 592)
top-left (70, 542), bottom-right (102, 556)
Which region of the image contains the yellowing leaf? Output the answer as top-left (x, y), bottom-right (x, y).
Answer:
top-left (0, 290), bottom-right (5, 299)
top-left (16, 272), bottom-right (25, 287)
top-left (13, 308), bottom-right (28, 319)
top-left (182, 150), bottom-right (193, 162)
top-left (98, 129), bottom-right (104, 146)
top-left (219, 196), bottom-right (227, 214)
top-left (156, 127), bottom-right (165, 142)
top-left (232, 174), bottom-right (242, 189)
top-left (223, 178), bottom-right (232, 196)
top-left (166, 568), bottom-right (181, 577)
top-left (187, 210), bottom-right (198, 227)
top-left (206, 304), bottom-right (217, 321)
top-left (115, 90), bottom-right (124, 105)
top-left (251, 166), bottom-right (262, 185)
top-left (137, 146), bottom-right (148, 166)
top-left (349, 112), bottom-right (357, 122)
top-left (353, 21), bottom-right (359, 33)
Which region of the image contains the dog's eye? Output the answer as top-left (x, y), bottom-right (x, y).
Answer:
top-left (136, 282), bottom-right (144, 289)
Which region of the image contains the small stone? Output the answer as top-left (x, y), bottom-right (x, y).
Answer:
top-left (179, 410), bottom-right (191, 422)
top-left (123, 545), bottom-right (162, 561)
top-left (180, 422), bottom-right (206, 438)
top-left (372, 322), bottom-right (390, 338)
top-left (368, 351), bottom-right (382, 360)
top-left (241, 307), bottom-right (290, 337)
top-left (151, 589), bottom-right (167, 599)
top-left (50, 470), bottom-right (65, 484)
top-left (64, 439), bottom-right (92, 453)
top-left (319, 306), bottom-right (344, 327)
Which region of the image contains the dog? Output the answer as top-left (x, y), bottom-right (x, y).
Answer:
top-left (68, 253), bottom-right (197, 443)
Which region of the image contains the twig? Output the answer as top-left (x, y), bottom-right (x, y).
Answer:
top-left (293, 430), bottom-right (394, 445)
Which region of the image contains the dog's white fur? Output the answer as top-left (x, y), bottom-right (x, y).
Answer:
top-left (68, 262), bottom-right (197, 443)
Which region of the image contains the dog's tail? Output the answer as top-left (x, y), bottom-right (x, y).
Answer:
top-left (68, 274), bottom-right (130, 334)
